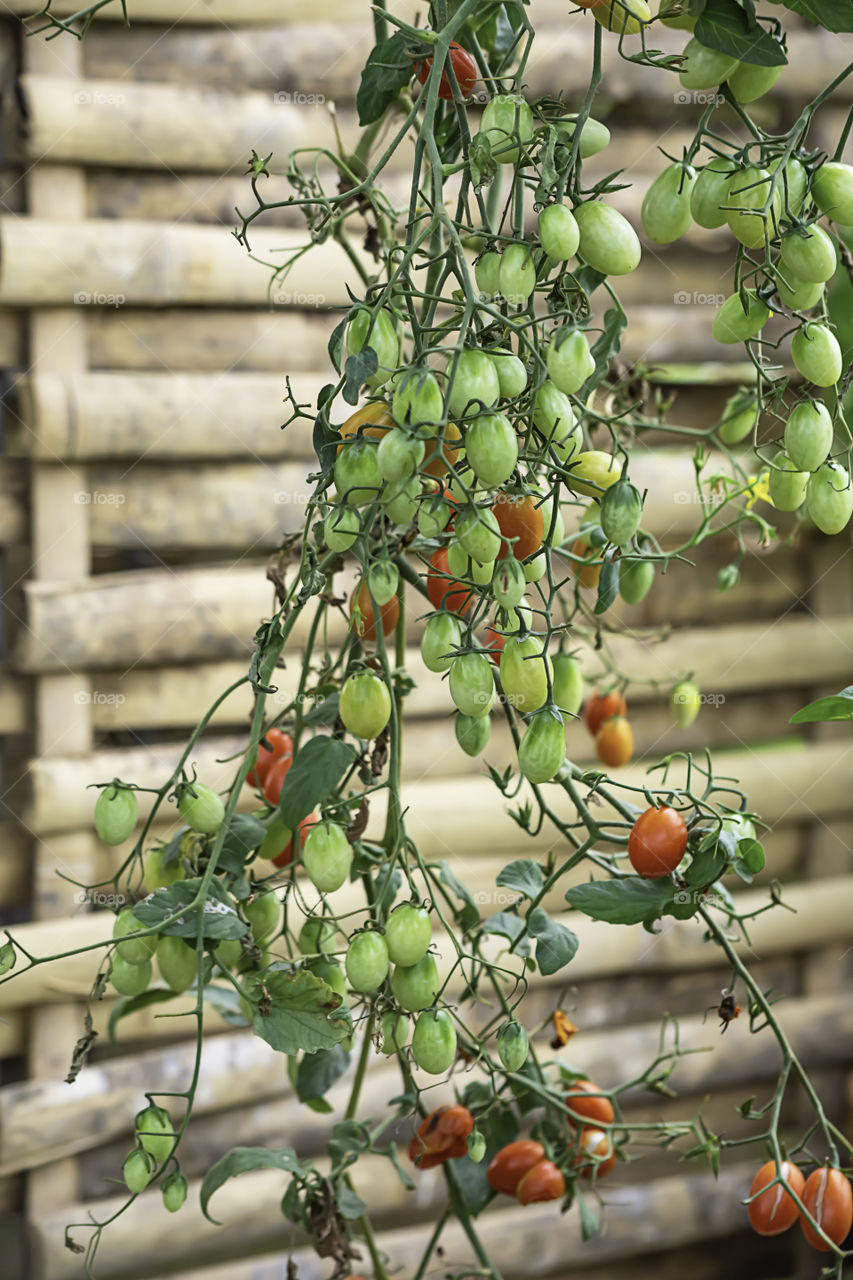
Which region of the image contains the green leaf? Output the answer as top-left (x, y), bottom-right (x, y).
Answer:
top-left (790, 686), bottom-right (853, 723)
top-left (585, 304), bottom-right (627, 395)
top-left (685, 840), bottom-right (727, 888)
top-left (245, 968), bottom-right (350, 1056)
top-left (327, 316), bottom-right (348, 374)
top-left (440, 860), bottom-right (480, 931)
top-left (328, 1120), bottom-right (368, 1167)
top-left (313, 409), bottom-right (339, 476)
top-left (200, 1146), bottom-right (304, 1224)
top-left (304, 693), bottom-right (341, 726)
top-left (573, 265), bottom-right (607, 297)
top-left (566, 877), bottom-right (676, 925)
top-left (578, 1192), bottom-right (601, 1240)
top-left (336, 1183), bottom-right (366, 1220)
top-left (107, 988), bottom-right (177, 1043)
top-left (305, 1097), bottom-right (334, 1114)
top-left (496, 858), bottom-right (544, 900)
top-left (159, 826), bottom-right (186, 870)
top-left (0, 941), bottom-right (15, 976)
top-left (133, 879), bottom-right (248, 942)
top-left (482, 911), bottom-right (525, 945)
top-left (219, 813), bottom-right (266, 875)
top-left (343, 349), bottom-right (378, 404)
top-left (296, 1044), bottom-right (351, 1102)
top-left (694, 0), bottom-right (787, 65)
top-left (279, 736), bottom-right (357, 829)
top-left (356, 32), bottom-right (412, 127)
top-left (527, 907), bottom-right (579, 975)
top-left (200, 983), bottom-right (250, 1027)
top-left (781, 0), bottom-right (853, 31)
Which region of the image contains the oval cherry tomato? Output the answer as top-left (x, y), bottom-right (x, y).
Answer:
top-left (409, 1105), bottom-right (474, 1168)
top-left (640, 163), bottom-right (696, 244)
top-left (465, 412), bottom-right (518, 490)
top-left (263, 753), bottom-right (293, 806)
top-left (412, 1009), bottom-right (457, 1075)
top-left (446, 349), bottom-right (501, 419)
top-left (385, 903), bottom-right (433, 968)
top-left (480, 94), bottom-right (534, 165)
top-left (791, 323), bottom-right (843, 387)
top-left (487, 1140), bottom-right (546, 1196)
top-left (574, 202), bottom-right (641, 276)
top-left (747, 1160), bottom-right (805, 1237)
top-left (517, 1159), bottom-right (565, 1205)
top-left (595, 715), bottom-right (634, 767)
top-left (628, 806), bottom-right (688, 878)
top-left (571, 537), bottom-right (602, 590)
top-left (812, 160), bottom-right (853, 225)
top-left (678, 37), bottom-right (737, 89)
top-left (415, 41), bottom-right (477, 100)
top-left (500, 636), bottom-right (551, 715)
top-left (426, 546), bottom-right (474, 615)
top-left (801, 1166), bottom-right (853, 1251)
top-left (518, 709), bottom-right (565, 784)
top-left (806, 461), bottom-right (853, 534)
top-left (391, 952), bottom-right (441, 1011)
top-left (345, 930), bottom-right (389, 993)
top-left (339, 671), bottom-right (392, 740)
top-left (494, 492), bottom-right (545, 561)
top-left (784, 399), bottom-right (833, 473)
top-left (271, 814), bottom-right (316, 868)
top-left (350, 579), bottom-right (400, 641)
top-left (566, 1079), bottom-right (615, 1128)
top-left (337, 401), bottom-right (393, 449)
top-left (539, 202), bottom-right (580, 260)
top-left (584, 690), bottom-right (626, 735)
top-left (574, 1127), bottom-right (617, 1179)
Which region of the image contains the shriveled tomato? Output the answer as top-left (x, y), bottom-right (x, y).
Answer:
top-left (566, 1079), bottom-right (615, 1128)
top-left (573, 1127), bottom-right (617, 1179)
top-left (747, 1160), bottom-right (805, 1237)
top-left (595, 715), bottom-right (633, 767)
top-left (494, 492), bottom-right (545, 561)
top-left (516, 1159), bottom-right (565, 1205)
top-left (584, 690), bottom-right (626, 735)
top-left (487, 1140), bottom-right (545, 1196)
top-left (409, 1104), bottom-right (474, 1168)
top-left (628, 806), bottom-right (688, 878)
top-left (801, 1166), bottom-right (853, 1251)
top-left (415, 41), bottom-right (477, 100)
top-left (350, 579), bottom-right (399, 641)
top-left (426, 546), bottom-right (473, 615)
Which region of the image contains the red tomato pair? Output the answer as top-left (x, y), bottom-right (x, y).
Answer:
top-left (487, 1140), bottom-right (564, 1205)
top-left (247, 727), bottom-right (293, 794)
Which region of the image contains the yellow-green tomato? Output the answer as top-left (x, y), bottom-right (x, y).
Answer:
top-left (339, 671), bottom-right (392, 739)
top-left (784, 400), bottom-right (833, 473)
top-left (768, 450), bottom-right (808, 511)
top-left (769, 155), bottom-right (808, 219)
top-left (385, 902), bottom-right (432, 967)
top-left (392, 369), bottom-right (444, 432)
top-left (812, 161), bottom-right (853, 225)
top-left (95, 785), bottom-right (139, 846)
top-left (724, 167), bottom-right (780, 248)
top-left (377, 429), bottom-right (425, 483)
top-left (123, 1149), bottom-right (154, 1195)
top-left (135, 1105), bottom-right (175, 1164)
top-left (780, 226), bottom-right (837, 284)
top-left (619, 555), bottom-right (655, 603)
top-left (600, 479), bottom-right (643, 545)
top-left (345, 930), bottom-right (389, 993)
top-left (499, 243), bottom-right (537, 306)
top-left (303, 821), bottom-right (351, 894)
top-left (491, 350), bottom-right (528, 400)
top-left (554, 115), bottom-right (611, 158)
top-left (346, 308), bottom-right (400, 388)
top-left (161, 1171), bottom-right (188, 1214)
top-left (690, 157), bottom-right (738, 229)
top-left (532, 380), bottom-right (576, 446)
top-left (391, 953), bottom-right (441, 1011)
top-left (574, 201), bottom-right (642, 276)
top-left (493, 557), bottom-right (527, 611)
top-left (457, 506), bottom-right (502, 564)
top-left (640, 164), bottom-right (696, 244)
top-left (421, 613), bottom-right (462, 673)
top-left (791, 323), bottom-right (843, 387)
top-left (728, 61), bottom-right (782, 104)
top-left (456, 712), bottom-right (492, 757)
top-left (412, 1009), bottom-right (457, 1075)
top-left (480, 94), bottom-right (534, 164)
top-left (449, 652), bottom-right (495, 718)
top-left (552, 652), bottom-right (584, 715)
top-left (717, 390), bottom-right (759, 445)
top-left (324, 504), bottom-right (360, 553)
top-left (465, 412), bottom-right (519, 489)
top-left (671, 680), bottom-right (701, 728)
top-left (518, 710), bottom-right (565, 784)
top-left (256, 812), bottom-right (294, 861)
top-left (538, 203), bottom-right (580, 260)
top-left (593, 0), bottom-right (651, 35)
top-left (496, 1020), bottom-right (529, 1071)
top-left (678, 38), bottom-right (739, 90)
top-left (334, 441), bottom-right (382, 508)
top-left (566, 450), bottom-right (621, 497)
top-left (447, 349), bottom-right (501, 419)
top-left (546, 328), bottom-right (595, 395)
top-left (378, 1010), bottom-right (410, 1054)
top-left (500, 636), bottom-right (551, 714)
top-left (776, 273), bottom-right (824, 311)
top-left (157, 935), bottom-right (197, 993)
top-left (475, 250), bottom-right (502, 299)
top-left (712, 291), bottom-right (770, 345)
top-left (298, 916), bottom-right (336, 956)
top-left (111, 954), bottom-right (152, 997)
top-left (806, 461), bottom-right (853, 534)
top-left (114, 908), bottom-right (158, 966)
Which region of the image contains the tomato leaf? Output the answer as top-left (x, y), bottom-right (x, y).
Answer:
top-left (356, 33), bottom-right (412, 127)
top-left (327, 316), bottom-right (348, 374)
top-left (107, 988), bottom-right (177, 1043)
top-left (527, 907), bottom-right (579, 975)
top-left (278, 736), bottom-right (357, 829)
top-left (440, 860), bottom-right (481, 931)
top-left (313, 411), bottom-right (339, 477)
top-left (343, 349), bottom-right (378, 405)
top-left (790, 685), bottom-right (853, 722)
top-left (335, 1182), bottom-right (367, 1220)
top-left (482, 910), bottom-right (526, 945)
top-left (218, 814), bottom-right (266, 875)
top-left (780, 0), bottom-right (853, 30)
top-left (685, 839), bottom-right (727, 887)
top-left (304, 693), bottom-right (341, 727)
top-left (200, 1146), bottom-right (305, 1224)
top-left (496, 858), bottom-right (544, 900)
top-left (566, 877), bottom-right (675, 925)
top-left (578, 1192), bottom-right (601, 1240)
top-left (296, 1044), bottom-right (351, 1102)
top-left (328, 1120), bottom-right (369, 1167)
top-left (200, 982), bottom-right (250, 1027)
top-left (133, 879), bottom-right (249, 941)
top-left (585, 303), bottom-right (627, 396)
top-left (244, 968), bottom-right (350, 1056)
top-left (694, 0), bottom-right (787, 65)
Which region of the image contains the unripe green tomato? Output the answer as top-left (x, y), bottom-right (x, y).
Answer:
top-left (464, 412), bottom-right (519, 489)
top-left (310, 959), bottom-right (347, 1001)
top-left (518, 710), bottom-right (565, 784)
top-left (377, 429), bottom-right (425, 482)
top-left (123, 1149), bottom-right (154, 1196)
top-left (339, 671), bottom-right (392, 740)
top-left (806, 461), bottom-right (853, 534)
top-left (145, 844), bottom-right (187, 891)
top-left (385, 902), bottom-right (433, 967)
top-left (475, 250), bottom-right (502, 298)
top-left (567, 450), bottom-right (622, 498)
top-left (491, 350), bottom-right (528, 400)
top-left (378, 1010), bottom-right (410, 1054)
top-left (678, 38), bottom-right (738, 90)
top-left (244, 891), bottom-right (281, 942)
top-left (721, 810), bottom-right (756, 844)
top-left (593, 0), bottom-right (651, 35)
top-left (553, 115), bottom-right (611, 158)
top-left (480, 94), bottom-right (534, 164)
top-left (215, 937), bottom-right (243, 969)
top-left (334, 441), bottom-right (382, 507)
top-left (671, 680), bottom-right (701, 728)
top-left (162, 1171), bottom-right (188, 1214)
top-left (769, 155), bottom-right (808, 218)
top-left (500, 636), bottom-right (551, 715)
top-left (391, 953), bottom-right (441, 1011)
top-left (157, 935), bottom-right (198, 993)
top-left (780, 226), bottom-right (837, 284)
top-left (812, 161), bottom-right (853, 225)
top-left (411, 1009), bottom-right (457, 1075)
top-left (497, 1019), bottom-right (529, 1072)
top-left (619, 556), bottom-right (655, 604)
top-left (791, 323), bottom-right (843, 387)
top-left (717, 391), bottom-right (759, 445)
top-left (392, 369), bottom-right (444, 432)
top-left (346, 308), bottom-right (399, 388)
top-left (776, 273), bottom-right (824, 311)
top-left (456, 712), bottom-right (492, 757)
top-left (499, 243), bottom-right (537, 305)
top-left (690, 158), bottom-right (738, 229)
top-left (447, 348), bottom-right (501, 420)
top-left (574, 201), bottom-right (641, 276)
top-left (532, 381), bottom-right (576, 445)
top-left (95, 785), bottom-right (139, 846)
top-left (467, 1131), bottom-right (487, 1162)
top-left (600, 479), bottom-right (642, 545)
top-left (303, 821), bottom-right (351, 894)
top-left (324, 504), bottom-right (360, 553)
top-left (421, 613), bottom-right (462, 673)
top-left (546, 328), bottom-right (595, 395)
top-left (768, 450), bottom-right (808, 512)
top-left (177, 781), bottom-right (225, 835)
top-left (449, 652), bottom-right (495, 718)
top-left (383, 473), bottom-right (420, 525)
top-left (717, 564), bottom-right (740, 593)
top-left (784, 400), bottom-right (833, 472)
top-left (524, 554), bottom-right (547, 583)
top-left (457, 506), bottom-right (502, 564)
top-left (640, 164), bottom-right (696, 244)
top-left (538, 203), bottom-right (580, 261)
top-left (728, 61), bottom-right (782, 104)
top-left (111, 954), bottom-right (152, 997)
top-left (368, 560), bottom-right (399, 607)
top-left (135, 1105), bottom-right (174, 1164)
top-left (725, 167), bottom-right (780, 248)
top-left (493, 557), bottom-right (527, 610)
top-left (114, 909), bottom-right (158, 966)
top-left (299, 916), bottom-right (336, 957)
top-left (345, 930), bottom-right (390, 993)
top-left (418, 492), bottom-right (452, 537)
top-left (712, 291), bottom-right (770, 345)
top-left (446, 540), bottom-right (494, 587)
top-left (552, 652), bottom-right (584, 715)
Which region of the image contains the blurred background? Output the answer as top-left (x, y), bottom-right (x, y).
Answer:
top-left (0, 2), bottom-right (852, 1278)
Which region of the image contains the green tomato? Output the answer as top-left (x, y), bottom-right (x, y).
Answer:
top-left (418, 491), bottom-right (452, 537)
top-left (215, 937), bottom-right (244, 968)
top-left (784, 399), bottom-right (833, 472)
top-left (449, 652), bottom-right (495, 718)
top-left (498, 243), bottom-right (537, 305)
top-left (457, 506), bottom-right (502, 564)
top-left (618, 555), bottom-right (655, 604)
top-left (111, 954), bottom-right (152, 997)
top-left (114, 909), bottom-right (158, 966)
top-left (145, 842), bottom-right (186, 890)
top-left (728, 61), bottom-right (782, 103)
top-left (391, 953), bottom-right (441, 1011)
top-left (123, 1149), bottom-right (155, 1195)
top-left (177, 781), bottom-right (224, 835)
top-left (791, 323), bottom-right (843, 387)
top-left (491, 350), bottom-right (528, 400)
top-left (500, 636), bottom-right (551, 715)
top-left (546, 328), bottom-right (595, 395)
top-left (671, 680), bottom-right (701, 728)
top-left (299, 916), bottom-right (336, 957)
top-left (467, 1131), bottom-right (487, 1162)
top-left (480, 94), bottom-right (534, 164)
top-left (464, 413), bottom-right (518, 489)
top-left (383, 473), bottom-right (420, 525)
top-left (776, 273), bottom-right (825, 311)
top-left (496, 1020), bottom-right (529, 1072)
top-left (538, 203), bottom-right (580, 260)
top-left (392, 369), bottom-right (444, 432)
top-left (493, 557), bottom-right (527, 611)
top-left (346, 308), bottom-right (399, 388)
top-left (769, 155), bottom-right (808, 218)
top-left (806, 461), bottom-right (853, 534)
top-left (724, 167), bottom-right (780, 248)
top-left (455, 712), bottom-right (491, 756)
top-left (446, 540), bottom-right (494, 586)
top-left (95, 785), bottom-right (139, 846)
top-left (447, 349), bottom-right (500, 419)
top-left (334, 441), bottom-right (381, 507)
top-left (518, 709), bottom-right (565, 784)
top-left (690, 158), bottom-right (738, 230)
top-left (345, 930), bottom-right (389, 993)
top-left (574, 201), bottom-right (642, 276)
top-left (411, 1009), bottom-right (457, 1075)
top-left (593, 0), bottom-right (651, 34)
top-left (640, 163), bottom-right (696, 244)
top-left (475, 250), bottom-right (502, 298)
top-left (385, 903), bottom-right (432, 968)
top-left (600, 479), bottom-right (642, 545)
top-left (812, 161), bottom-right (853, 225)
top-left (135, 1105), bottom-right (175, 1164)
top-left (553, 115), bottom-right (611, 158)
top-left (712, 291), bottom-right (770, 345)
top-left (339, 671), bottom-right (392, 739)
top-left (768, 450), bottom-right (808, 512)
top-left (421, 613), bottom-right (462, 673)
top-left (780, 226), bottom-right (837, 284)
top-left (678, 38), bottom-right (738, 90)
top-left (245, 891), bottom-right (280, 943)
top-left (532, 380), bottom-right (577, 446)
top-left (303, 821), bottom-right (351, 894)
top-left (157, 935), bottom-right (198, 992)
top-left (552, 652), bottom-right (584, 715)
top-left (717, 390), bottom-right (759, 445)
top-left (161, 1171), bottom-right (188, 1214)
top-left (566, 450), bottom-right (621, 497)
top-left (324, 504), bottom-right (360, 553)
top-left (377, 428), bottom-right (425, 482)
top-left (721, 810), bottom-right (757, 844)
top-left (368, 560), bottom-right (399, 607)
top-left (378, 1010), bottom-right (410, 1054)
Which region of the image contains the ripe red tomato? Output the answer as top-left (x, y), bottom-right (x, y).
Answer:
top-left (573, 1127), bottom-right (617, 1180)
top-left (350, 580), bottom-right (400, 641)
top-left (487, 1140), bottom-right (545, 1196)
top-left (565, 1079), bottom-right (615, 1128)
top-left (595, 715), bottom-right (633, 768)
top-left (747, 1160), bottom-right (805, 1237)
top-left (415, 41), bottom-right (478, 100)
top-left (494, 492), bottom-right (545, 561)
top-left (426, 546), bottom-right (473, 615)
top-left (272, 814), bottom-right (316, 868)
top-left (409, 1104), bottom-right (474, 1168)
top-left (247, 726), bottom-right (293, 787)
top-left (801, 1167), bottom-right (853, 1251)
top-left (262, 754), bottom-right (293, 806)
top-left (584, 690), bottom-right (626, 735)
top-left (516, 1159), bottom-right (565, 1204)
top-left (628, 806), bottom-right (688, 878)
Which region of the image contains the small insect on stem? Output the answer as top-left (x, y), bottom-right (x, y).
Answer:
top-left (704, 987), bottom-right (741, 1034)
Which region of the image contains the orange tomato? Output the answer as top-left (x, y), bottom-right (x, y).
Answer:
top-left (423, 422), bottom-right (462, 477)
top-left (426, 546), bottom-right (473, 615)
top-left (565, 1079), bottom-right (615, 1128)
top-left (247, 727), bottom-right (293, 788)
top-left (628, 806), bottom-right (688, 878)
top-left (747, 1160), bottom-right (805, 1237)
top-left (349, 580), bottom-right (400, 641)
top-left (573, 1127), bottom-right (617, 1180)
top-left (595, 715), bottom-right (633, 767)
top-left (801, 1167), bottom-right (853, 1251)
top-left (494, 492), bottom-right (545, 561)
top-left (487, 1140), bottom-right (546, 1196)
top-left (584, 690), bottom-right (626, 735)
top-left (262, 754), bottom-right (293, 805)
top-left (570, 538), bottom-right (602, 589)
top-left (516, 1159), bottom-right (565, 1204)
top-left (409, 1105), bottom-right (474, 1169)
top-left (337, 402), bottom-right (393, 452)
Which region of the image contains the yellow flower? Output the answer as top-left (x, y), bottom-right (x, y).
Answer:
top-left (745, 471), bottom-right (772, 510)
